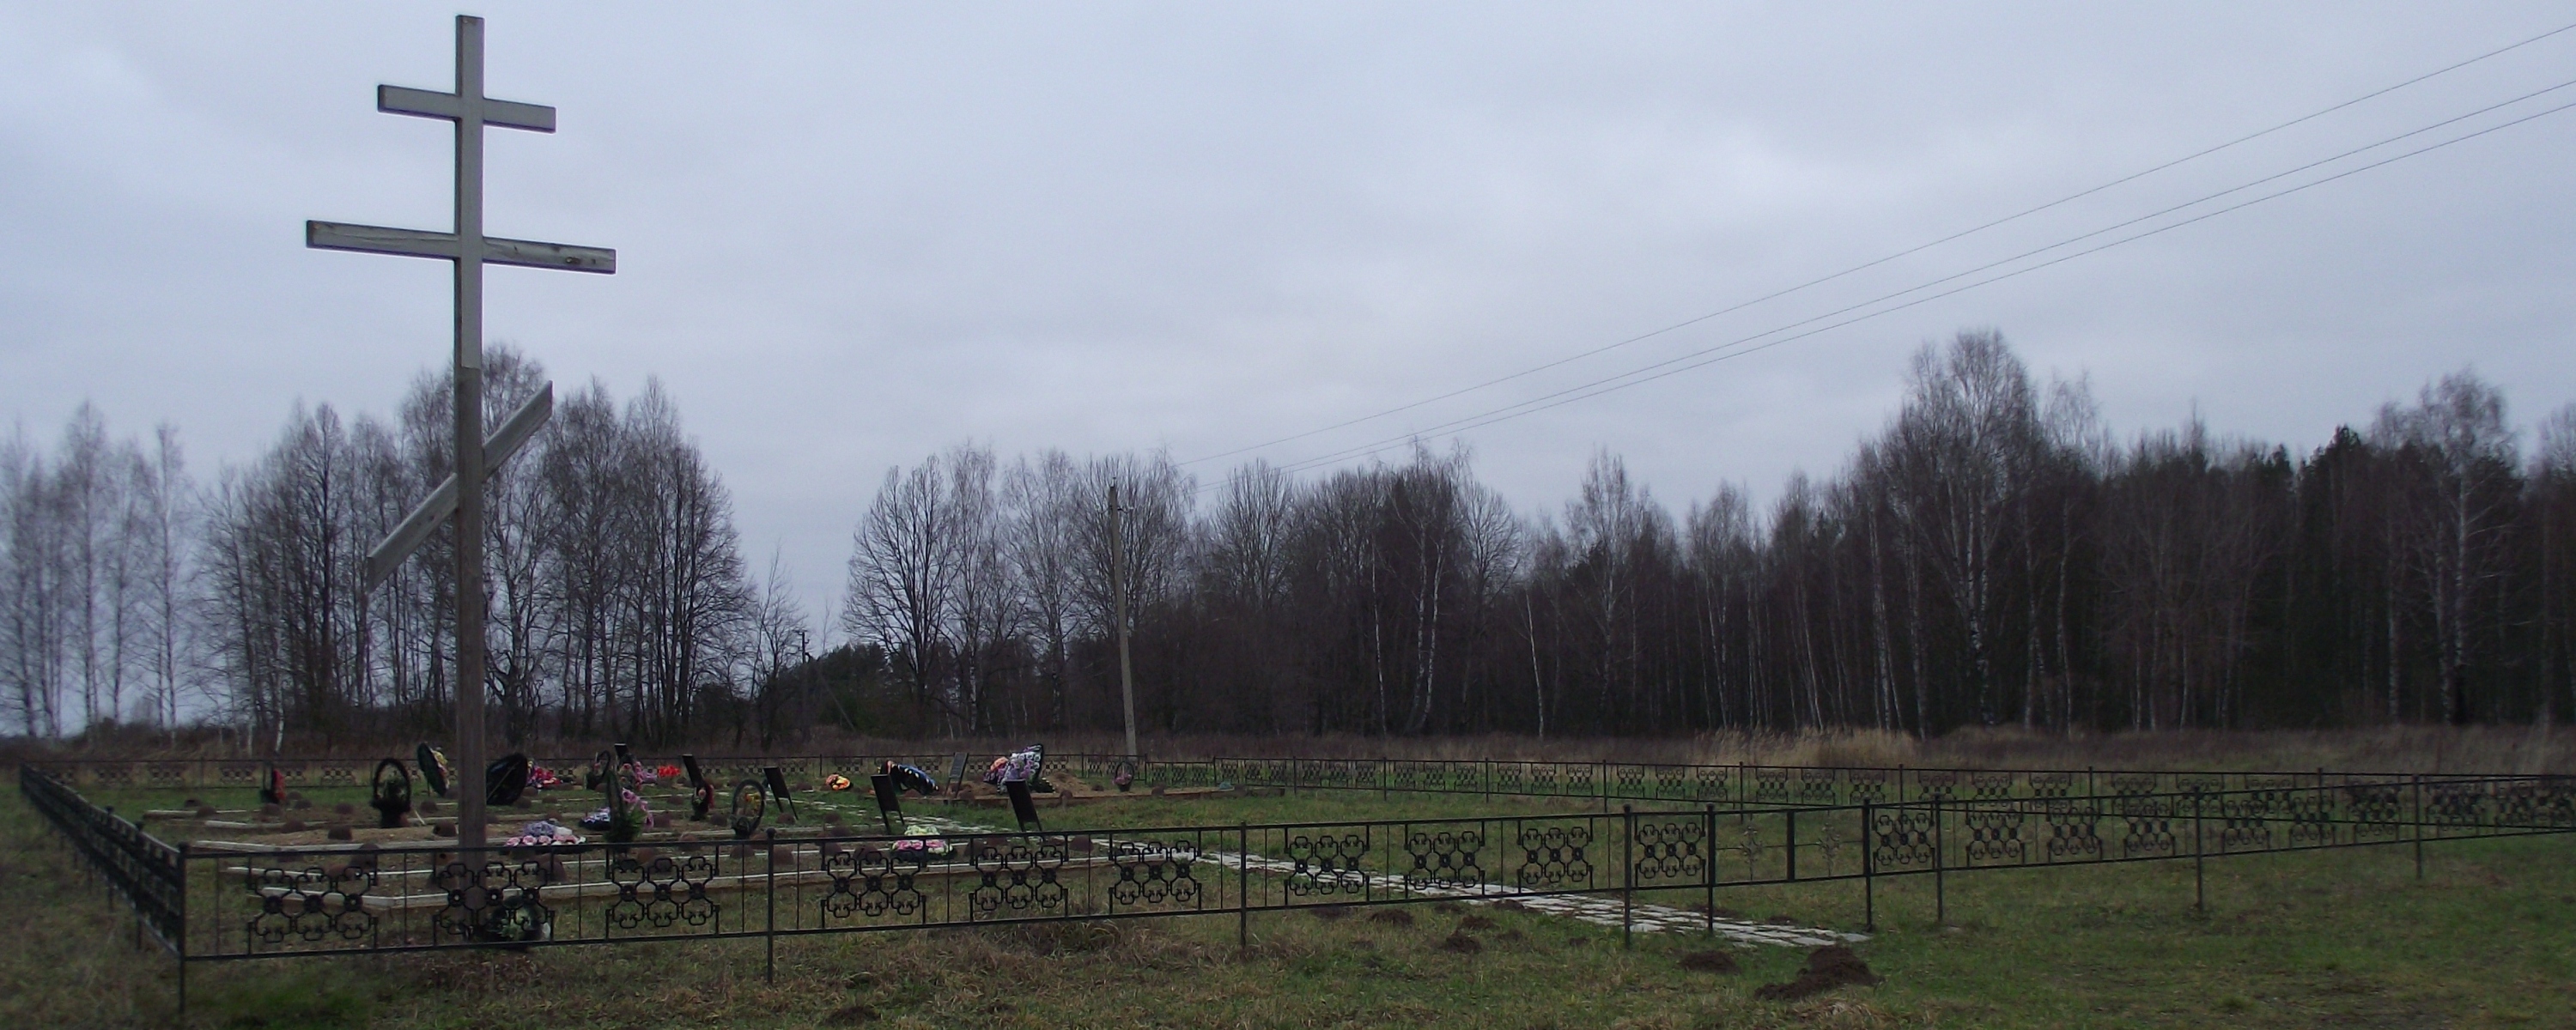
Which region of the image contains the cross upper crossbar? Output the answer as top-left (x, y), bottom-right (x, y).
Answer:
top-left (378, 84), bottom-right (556, 133)
top-left (306, 221), bottom-right (615, 273)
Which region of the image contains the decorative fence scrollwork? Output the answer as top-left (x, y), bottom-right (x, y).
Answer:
top-left (1870, 806), bottom-right (1935, 870)
top-left (1629, 818), bottom-right (1705, 885)
top-left (819, 844), bottom-right (927, 921)
top-left (434, 856), bottom-right (556, 944)
top-left (1962, 801), bottom-right (2026, 864)
top-left (2044, 801), bottom-right (2105, 860)
top-left (966, 837), bottom-right (1071, 919)
top-left (1404, 828), bottom-right (1485, 890)
top-left (605, 847), bottom-right (717, 932)
top-left (246, 862), bottom-right (376, 947)
top-left (1284, 830), bottom-right (1371, 898)
top-left (1516, 822), bottom-right (1594, 890)
top-left (1109, 839), bottom-right (1202, 908)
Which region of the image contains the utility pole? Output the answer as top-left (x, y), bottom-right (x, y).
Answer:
top-left (1109, 478), bottom-right (1138, 759)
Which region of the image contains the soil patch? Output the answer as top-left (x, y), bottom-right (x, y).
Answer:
top-left (1306, 905), bottom-right (1350, 921)
top-left (1754, 945), bottom-right (1881, 1001)
top-left (1438, 930), bottom-right (1483, 954)
top-left (1678, 949), bottom-right (1740, 973)
top-left (1365, 908), bottom-right (1416, 927)
top-left (1457, 913), bottom-right (1497, 931)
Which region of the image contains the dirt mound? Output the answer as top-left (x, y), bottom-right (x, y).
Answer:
top-left (1754, 945), bottom-right (1880, 1001)
top-left (1365, 908), bottom-right (1416, 927)
top-left (1306, 905), bottom-right (1350, 921)
top-left (1678, 949), bottom-right (1740, 973)
top-left (1457, 913), bottom-right (1498, 931)
top-left (1493, 900), bottom-right (1534, 912)
top-left (1438, 930), bottom-right (1483, 954)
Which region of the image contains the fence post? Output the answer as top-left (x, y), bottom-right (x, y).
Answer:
top-left (1933, 797), bottom-right (1946, 925)
top-left (1862, 802), bottom-right (1874, 932)
top-left (765, 827), bottom-right (777, 983)
top-left (175, 841), bottom-right (187, 1023)
top-left (2413, 773), bottom-right (2425, 882)
top-left (1703, 803), bottom-right (1716, 939)
top-left (1620, 805), bottom-right (1634, 949)
top-left (1237, 822), bottom-right (1250, 955)
top-left (2192, 789), bottom-right (2206, 914)
top-left (1786, 808), bottom-right (1798, 882)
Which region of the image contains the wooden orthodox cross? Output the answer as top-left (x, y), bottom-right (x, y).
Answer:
top-left (307, 15), bottom-right (613, 851)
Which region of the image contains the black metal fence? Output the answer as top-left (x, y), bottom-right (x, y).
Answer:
top-left (20, 751), bottom-right (2483, 809)
top-left (18, 758), bottom-right (2575, 1019)
top-left (22, 767), bottom-right (185, 953)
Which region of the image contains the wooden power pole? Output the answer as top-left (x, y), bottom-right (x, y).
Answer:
top-left (1109, 478), bottom-right (1138, 759)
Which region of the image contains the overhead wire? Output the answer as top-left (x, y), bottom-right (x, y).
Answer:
top-left (1179, 17), bottom-right (2576, 470)
top-left (1206, 79), bottom-right (2576, 489)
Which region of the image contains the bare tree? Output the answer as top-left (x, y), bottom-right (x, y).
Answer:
top-left (1005, 450), bottom-right (1087, 729)
top-left (2373, 372), bottom-right (2520, 724)
top-left (846, 453), bottom-right (959, 729)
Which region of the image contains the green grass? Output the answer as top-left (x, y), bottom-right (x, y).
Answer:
top-left (12, 778), bottom-right (2576, 1028)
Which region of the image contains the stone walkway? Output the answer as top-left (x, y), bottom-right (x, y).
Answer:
top-left (891, 809), bottom-right (1863, 948)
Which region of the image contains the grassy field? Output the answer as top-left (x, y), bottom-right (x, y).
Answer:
top-left (11, 772), bottom-right (2576, 1028)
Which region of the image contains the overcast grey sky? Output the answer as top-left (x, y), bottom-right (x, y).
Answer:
top-left (4, 3), bottom-right (2573, 625)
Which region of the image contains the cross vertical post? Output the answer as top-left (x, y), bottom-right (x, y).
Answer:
top-left (307, 14), bottom-right (614, 853)
top-left (451, 11), bottom-right (493, 861)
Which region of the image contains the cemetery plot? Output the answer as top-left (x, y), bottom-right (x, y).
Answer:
top-left (20, 750), bottom-right (2576, 1030)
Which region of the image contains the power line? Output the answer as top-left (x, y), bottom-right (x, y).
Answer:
top-left (1182, 18), bottom-right (2576, 470)
top-left (1223, 87), bottom-right (2576, 488)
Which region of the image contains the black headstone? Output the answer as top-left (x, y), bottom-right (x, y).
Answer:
top-left (763, 766), bottom-right (798, 822)
top-left (871, 773), bottom-right (904, 835)
top-left (1005, 779), bottom-right (1042, 833)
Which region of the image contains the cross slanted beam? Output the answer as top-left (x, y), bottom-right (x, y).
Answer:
top-left (361, 382), bottom-right (554, 596)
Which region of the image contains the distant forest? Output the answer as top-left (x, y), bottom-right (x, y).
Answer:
top-left (5, 330), bottom-right (2573, 748)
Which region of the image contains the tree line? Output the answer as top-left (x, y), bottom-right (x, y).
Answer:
top-left (4, 330), bottom-right (2572, 747)
top-left (843, 330), bottom-right (2576, 739)
top-left (3, 347), bottom-right (792, 748)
